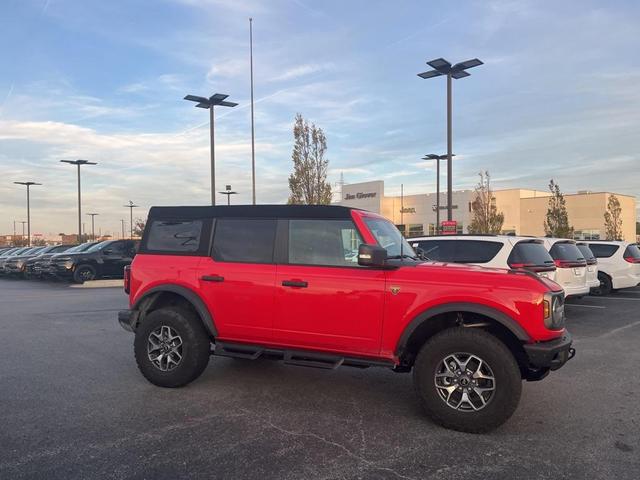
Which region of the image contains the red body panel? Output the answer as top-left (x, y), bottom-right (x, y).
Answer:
top-left (129, 211), bottom-right (566, 364)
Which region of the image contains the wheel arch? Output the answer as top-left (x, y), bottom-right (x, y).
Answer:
top-left (132, 284), bottom-right (217, 338)
top-left (395, 303), bottom-right (530, 371)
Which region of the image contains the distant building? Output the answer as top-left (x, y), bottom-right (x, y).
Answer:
top-left (337, 181), bottom-right (637, 241)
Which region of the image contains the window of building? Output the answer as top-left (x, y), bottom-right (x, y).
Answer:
top-left (212, 219), bottom-right (276, 263)
top-left (587, 243), bottom-right (619, 258)
top-left (288, 219), bottom-right (363, 267)
top-left (407, 224), bottom-right (424, 238)
top-left (146, 220), bottom-right (203, 253)
top-left (428, 223), bottom-right (437, 235)
top-left (574, 229), bottom-right (601, 240)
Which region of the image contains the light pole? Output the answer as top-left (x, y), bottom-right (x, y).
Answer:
top-left (249, 17), bottom-right (256, 205)
top-left (124, 201), bottom-right (138, 239)
top-left (20, 221), bottom-right (27, 245)
top-left (13, 181), bottom-right (41, 246)
top-left (422, 154), bottom-right (456, 234)
top-left (418, 57), bottom-right (483, 221)
top-left (219, 184), bottom-right (238, 206)
top-left (183, 93), bottom-right (238, 205)
top-left (60, 159), bottom-right (97, 243)
top-left (87, 213), bottom-right (99, 240)
top-left (120, 219), bottom-right (126, 240)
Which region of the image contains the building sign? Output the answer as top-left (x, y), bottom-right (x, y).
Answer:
top-left (345, 192), bottom-right (377, 200)
top-left (432, 205), bottom-right (458, 211)
top-left (400, 207), bottom-right (416, 214)
top-left (441, 221), bottom-right (457, 235)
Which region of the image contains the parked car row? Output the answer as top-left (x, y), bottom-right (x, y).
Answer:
top-left (410, 235), bottom-right (640, 297)
top-left (0, 239), bottom-right (138, 283)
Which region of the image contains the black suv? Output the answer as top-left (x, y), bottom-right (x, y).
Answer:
top-left (23, 244), bottom-right (77, 279)
top-left (51, 240), bottom-right (138, 283)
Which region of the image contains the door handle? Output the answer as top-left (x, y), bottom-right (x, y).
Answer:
top-left (282, 280), bottom-right (308, 288)
top-left (201, 275), bottom-right (224, 282)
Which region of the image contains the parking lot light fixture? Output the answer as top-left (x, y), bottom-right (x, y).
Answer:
top-left (219, 184), bottom-right (238, 206)
top-left (13, 181), bottom-right (42, 246)
top-left (418, 57), bottom-right (483, 221)
top-left (184, 93), bottom-right (238, 206)
top-left (87, 213), bottom-right (99, 240)
top-left (123, 201), bottom-right (139, 239)
top-left (422, 154), bottom-right (456, 234)
top-left (60, 159), bottom-right (98, 243)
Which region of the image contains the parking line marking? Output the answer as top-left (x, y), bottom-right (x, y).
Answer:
top-left (566, 304), bottom-right (605, 309)
top-left (599, 320), bottom-right (640, 338)
top-left (597, 296), bottom-right (640, 301)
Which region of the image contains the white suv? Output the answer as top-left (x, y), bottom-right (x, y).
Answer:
top-left (586, 241), bottom-right (640, 295)
top-left (575, 242), bottom-right (600, 291)
top-left (409, 235), bottom-right (557, 281)
top-left (540, 238), bottom-right (589, 298)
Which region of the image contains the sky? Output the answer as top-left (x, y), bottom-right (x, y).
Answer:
top-left (1, 0), bottom-right (639, 238)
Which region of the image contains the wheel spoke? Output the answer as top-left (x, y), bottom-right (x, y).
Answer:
top-left (147, 325), bottom-right (183, 372)
top-left (435, 352), bottom-right (496, 412)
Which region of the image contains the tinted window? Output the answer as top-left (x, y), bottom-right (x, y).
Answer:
top-left (146, 220), bottom-right (203, 253)
top-left (587, 243), bottom-right (620, 258)
top-left (455, 241), bottom-right (503, 263)
top-left (289, 220), bottom-right (363, 266)
top-left (576, 244), bottom-right (596, 264)
top-left (508, 242), bottom-right (555, 266)
top-left (549, 242), bottom-right (584, 262)
top-left (414, 240), bottom-right (456, 262)
top-left (213, 219), bottom-right (276, 263)
top-left (624, 244), bottom-right (640, 259)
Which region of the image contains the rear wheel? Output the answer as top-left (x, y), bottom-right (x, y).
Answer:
top-left (591, 272), bottom-right (612, 296)
top-left (413, 328), bottom-right (522, 433)
top-left (72, 264), bottom-right (96, 283)
top-left (134, 307), bottom-right (210, 388)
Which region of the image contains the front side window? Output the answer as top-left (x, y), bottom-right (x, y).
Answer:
top-left (212, 218), bottom-right (276, 264)
top-left (364, 218), bottom-right (416, 258)
top-left (288, 219), bottom-right (362, 266)
top-left (146, 220), bottom-right (203, 253)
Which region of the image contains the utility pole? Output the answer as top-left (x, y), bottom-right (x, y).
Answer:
top-left (249, 17), bottom-right (256, 204)
top-left (124, 201), bottom-right (139, 239)
top-left (87, 213), bottom-right (99, 240)
top-left (13, 181), bottom-right (42, 246)
top-left (20, 221), bottom-right (26, 244)
top-left (120, 219), bottom-right (126, 240)
top-left (60, 159), bottom-right (97, 243)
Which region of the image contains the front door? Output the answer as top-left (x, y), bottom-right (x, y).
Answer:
top-left (273, 219), bottom-right (385, 356)
top-left (198, 218), bottom-right (277, 343)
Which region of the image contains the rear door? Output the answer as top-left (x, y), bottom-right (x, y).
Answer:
top-left (273, 218), bottom-right (385, 356)
top-left (198, 218), bottom-right (277, 343)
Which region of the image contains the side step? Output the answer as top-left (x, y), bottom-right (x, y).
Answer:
top-left (213, 341), bottom-right (395, 370)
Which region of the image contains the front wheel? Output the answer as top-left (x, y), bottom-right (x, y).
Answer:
top-left (72, 264), bottom-right (96, 283)
top-left (134, 307), bottom-right (211, 388)
top-left (413, 328), bottom-right (522, 433)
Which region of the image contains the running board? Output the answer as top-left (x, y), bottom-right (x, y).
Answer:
top-left (214, 341), bottom-right (395, 370)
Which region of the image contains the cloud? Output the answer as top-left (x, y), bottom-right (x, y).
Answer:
top-left (270, 63), bottom-right (334, 82)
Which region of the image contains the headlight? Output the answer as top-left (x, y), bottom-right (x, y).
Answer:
top-left (543, 292), bottom-right (565, 330)
top-left (16, 260), bottom-right (25, 269)
top-left (64, 260), bottom-right (74, 269)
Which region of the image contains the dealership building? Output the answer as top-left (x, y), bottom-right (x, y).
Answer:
top-left (337, 180), bottom-right (638, 241)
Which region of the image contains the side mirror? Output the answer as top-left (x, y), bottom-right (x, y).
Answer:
top-left (357, 244), bottom-right (387, 267)
top-left (103, 249), bottom-right (112, 255)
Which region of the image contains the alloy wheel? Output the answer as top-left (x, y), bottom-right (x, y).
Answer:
top-left (434, 352), bottom-right (496, 411)
top-left (147, 325), bottom-right (183, 372)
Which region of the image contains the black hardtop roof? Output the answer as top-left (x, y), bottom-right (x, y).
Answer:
top-left (148, 204), bottom-right (360, 220)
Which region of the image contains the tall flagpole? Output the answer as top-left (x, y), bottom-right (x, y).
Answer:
top-left (249, 17), bottom-right (256, 205)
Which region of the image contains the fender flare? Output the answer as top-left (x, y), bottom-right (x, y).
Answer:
top-left (132, 284), bottom-right (217, 337)
top-left (395, 302), bottom-right (529, 356)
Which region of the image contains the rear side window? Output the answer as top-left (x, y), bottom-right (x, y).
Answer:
top-left (508, 242), bottom-right (555, 267)
top-left (288, 219), bottom-right (363, 267)
top-left (146, 220), bottom-right (204, 253)
top-left (414, 240), bottom-right (455, 262)
top-left (587, 243), bottom-right (620, 258)
top-left (549, 242), bottom-right (584, 262)
top-left (212, 219), bottom-right (276, 263)
top-left (454, 240), bottom-right (503, 263)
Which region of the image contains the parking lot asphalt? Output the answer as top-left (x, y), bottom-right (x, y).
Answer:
top-left (1, 279), bottom-right (639, 480)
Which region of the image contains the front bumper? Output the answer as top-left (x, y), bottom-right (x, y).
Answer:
top-left (118, 309), bottom-right (139, 333)
top-left (563, 284), bottom-right (590, 298)
top-left (524, 332), bottom-right (575, 371)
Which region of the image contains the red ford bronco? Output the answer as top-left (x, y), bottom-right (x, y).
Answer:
top-left (119, 205), bottom-right (574, 432)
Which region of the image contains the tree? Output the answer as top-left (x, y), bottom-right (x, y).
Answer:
top-left (468, 171), bottom-right (504, 234)
top-left (604, 194), bottom-right (623, 240)
top-left (287, 113), bottom-right (332, 205)
top-left (544, 179), bottom-right (574, 238)
top-left (132, 218), bottom-right (146, 238)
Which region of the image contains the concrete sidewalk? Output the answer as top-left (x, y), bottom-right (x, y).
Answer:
top-left (69, 279), bottom-right (124, 288)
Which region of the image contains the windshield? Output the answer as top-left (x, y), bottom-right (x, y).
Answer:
top-left (66, 242), bottom-right (101, 253)
top-left (85, 241), bottom-right (111, 253)
top-left (363, 217), bottom-right (416, 258)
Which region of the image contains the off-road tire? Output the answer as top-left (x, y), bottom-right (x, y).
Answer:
top-left (591, 272), bottom-right (612, 296)
top-left (134, 307), bottom-right (210, 388)
top-left (72, 264), bottom-right (96, 284)
top-left (413, 327), bottom-right (522, 433)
